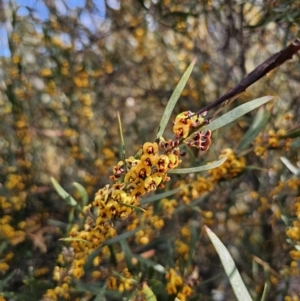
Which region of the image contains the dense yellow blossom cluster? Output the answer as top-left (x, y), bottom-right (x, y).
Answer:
top-left (286, 192), bottom-right (300, 262)
top-left (43, 110), bottom-right (217, 300)
top-left (208, 148), bottom-right (246, 181)
top-left (41, 105), bottom-right (250, 300)
top-left (254, 129), bottom-right (292, 158)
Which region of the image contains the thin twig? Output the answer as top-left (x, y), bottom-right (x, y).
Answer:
top-left (194, 38), bottom-right (300, 117)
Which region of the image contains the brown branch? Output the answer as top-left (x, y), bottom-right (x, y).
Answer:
top-left (195, 38), bottom-right (300, 116)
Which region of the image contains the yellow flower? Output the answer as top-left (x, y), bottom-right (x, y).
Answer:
top-left (166, 282), bottom-right (178, 294)
top-left (91, 271), bottom-right (101, 280)
top-left (289, 250), bottom-right (300, 260)
top-left (112, 189), bottom-right (127, 202)
top-left (161, 198), bottom-right (177, 217)
top-left (181, 284), bottom-right (192, 296)
top-left (286, 227), bottom-right (300, 241)
top-left (0, 262), bottom-right (9, 273)
top-left (141, 142), bottom-right (160, 166)
top-left (141, 152), bottom-right (159, 166)
top-left (150, 172), bottom-right (165, 186)
top-left (135, 162), bottom-right (151, 178)
top-left (131, 185), bottom-right (146, 198)
top-left (107, 276), bottom-right (118, 289)
top-left (166, 268), bottom-right (184, 295)
top-left (173, 111), bottom-right (203, 138)
top-left (124, 166), bottom-right (138, 183)
top-left (181, 226), bottom-right (191, 239)
top-left (156, 155), bottom-right (170, 172)
top-left (167, 153), bottom-right (181, 169)
top-left (126, 156), bottom-right (140, 167)
top-left (40, 68), bottom-right (52, 77)
top-left (144, 175), bottom-right (157, 191)
top-left (110, 161), bottom-right (125, 180)
top-left (142, 142), bottom-right (158, 155)
top-left (173, 123), bottom-right (191, 138)
top-left (43, 289), bottom-right (58, 301)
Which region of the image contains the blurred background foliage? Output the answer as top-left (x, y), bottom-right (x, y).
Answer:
top-left (0, 0), bottom-right (300, 300)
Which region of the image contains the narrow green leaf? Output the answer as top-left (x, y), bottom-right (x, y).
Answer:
top-left (0, 241), bottom-right (9, 255)
top-left (280, 156), bottom-right (300, 175)
top-left (175, 193), bottom-right (208, 213)
top-left (0, 270), bottom-right (16, 290)
top-left (94, 293), bottom-right (106, 301)
top-left (286, 238), bottom-right (299, 249)
top-left (119, 202), bottom-right (146, 212)
top-left (117, 111), bottom-right (126, 167)
top-left (140, 187), bottom-right (182, 205)
top-left (59, 237), bottom-right (91, 244)
top-left (68, 208), bottom-right (75, 225)
top-left (244, 166), bottom-right (269, 172)
top-left (51, 177), bottom-right (77, 207)
top-left (102, 227), bottom-right (142, 246)
top-left (73, 182), bottom-right (89, 206)
top-left (280, 128), bottom-right (300, 139)
top-left (185, 222), bottom-right (198, 270)
top-left (142, 282), bottom-right (158, 301)
top-left (128, 290), bottom-right (140, 301)
top-left (205, 96), bottom-right (273, 132)
top-left (280, 214), bottom-right (290, 226)
top-left (205, 226), bottom-right (253, 301)
top-left (132, 254), bottom-right (166, 273)
top-left (108, 244), bottom-right (118, 266)
top-left (73, 280), bottom-right (108, 295)
top-left (156, 58), bottom-right (196, 139)
top-left (47, 219), bottom-right (68, 229)
top-left (260, 283), bottom-right (269, 301)
top-left (168, 157), bottom-right (226, 174)
top-left (119, 240), bottom-right (134, 270)
top-left (129, 284), bottom-right (158, 301)
top-left (236, 107), bottom-right (271, 153)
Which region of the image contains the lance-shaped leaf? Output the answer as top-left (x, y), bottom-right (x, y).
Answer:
top-left (280, 128), bottom-right (300, 139)
top-left (140, 187), bottom-right (182, 205)
top-left (102, 226), bottom-right (142, 246)
top-left (51, 177), bottom-right (77, 207)
top-left (0, 270), bottom-right (16, 292)
top-left (236, 107), bottom-right (271, 153)
top-left (156, 58), bottom-right (196, 140)
top-left (142, 283), bottom-right (157, 301)
top-left (117, 111), bottom-right (126, 167)
top-left (280, 156), bottom-right (300, 175)
top-left (205, 226), bottom-right (253, 301)
top-left (119, 239), bottom-right (134, 270)
top-left (132, 254), bottom-right (166, 273)
top-left (119, 202), bottom-right (146, 212)
top-left (129, 283), bottom-right (158, 301)
top-left (168, 156), bottom-right (226, 174)
top-left (260, 283), bottom-right (270, 301)
top-left (205, 96), bottom-right (273, 132)
top-left (59, 237), bottom-right (91, 243)
top-left (73, 182), bottom-right (89, 206)
top-left (73, 280), bottom-right (108, 295)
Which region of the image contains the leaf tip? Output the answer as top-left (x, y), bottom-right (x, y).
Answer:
top-left (50, 177), bottom-right (58, 187)
top-left (204, 225), bottom-right (211, 233)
